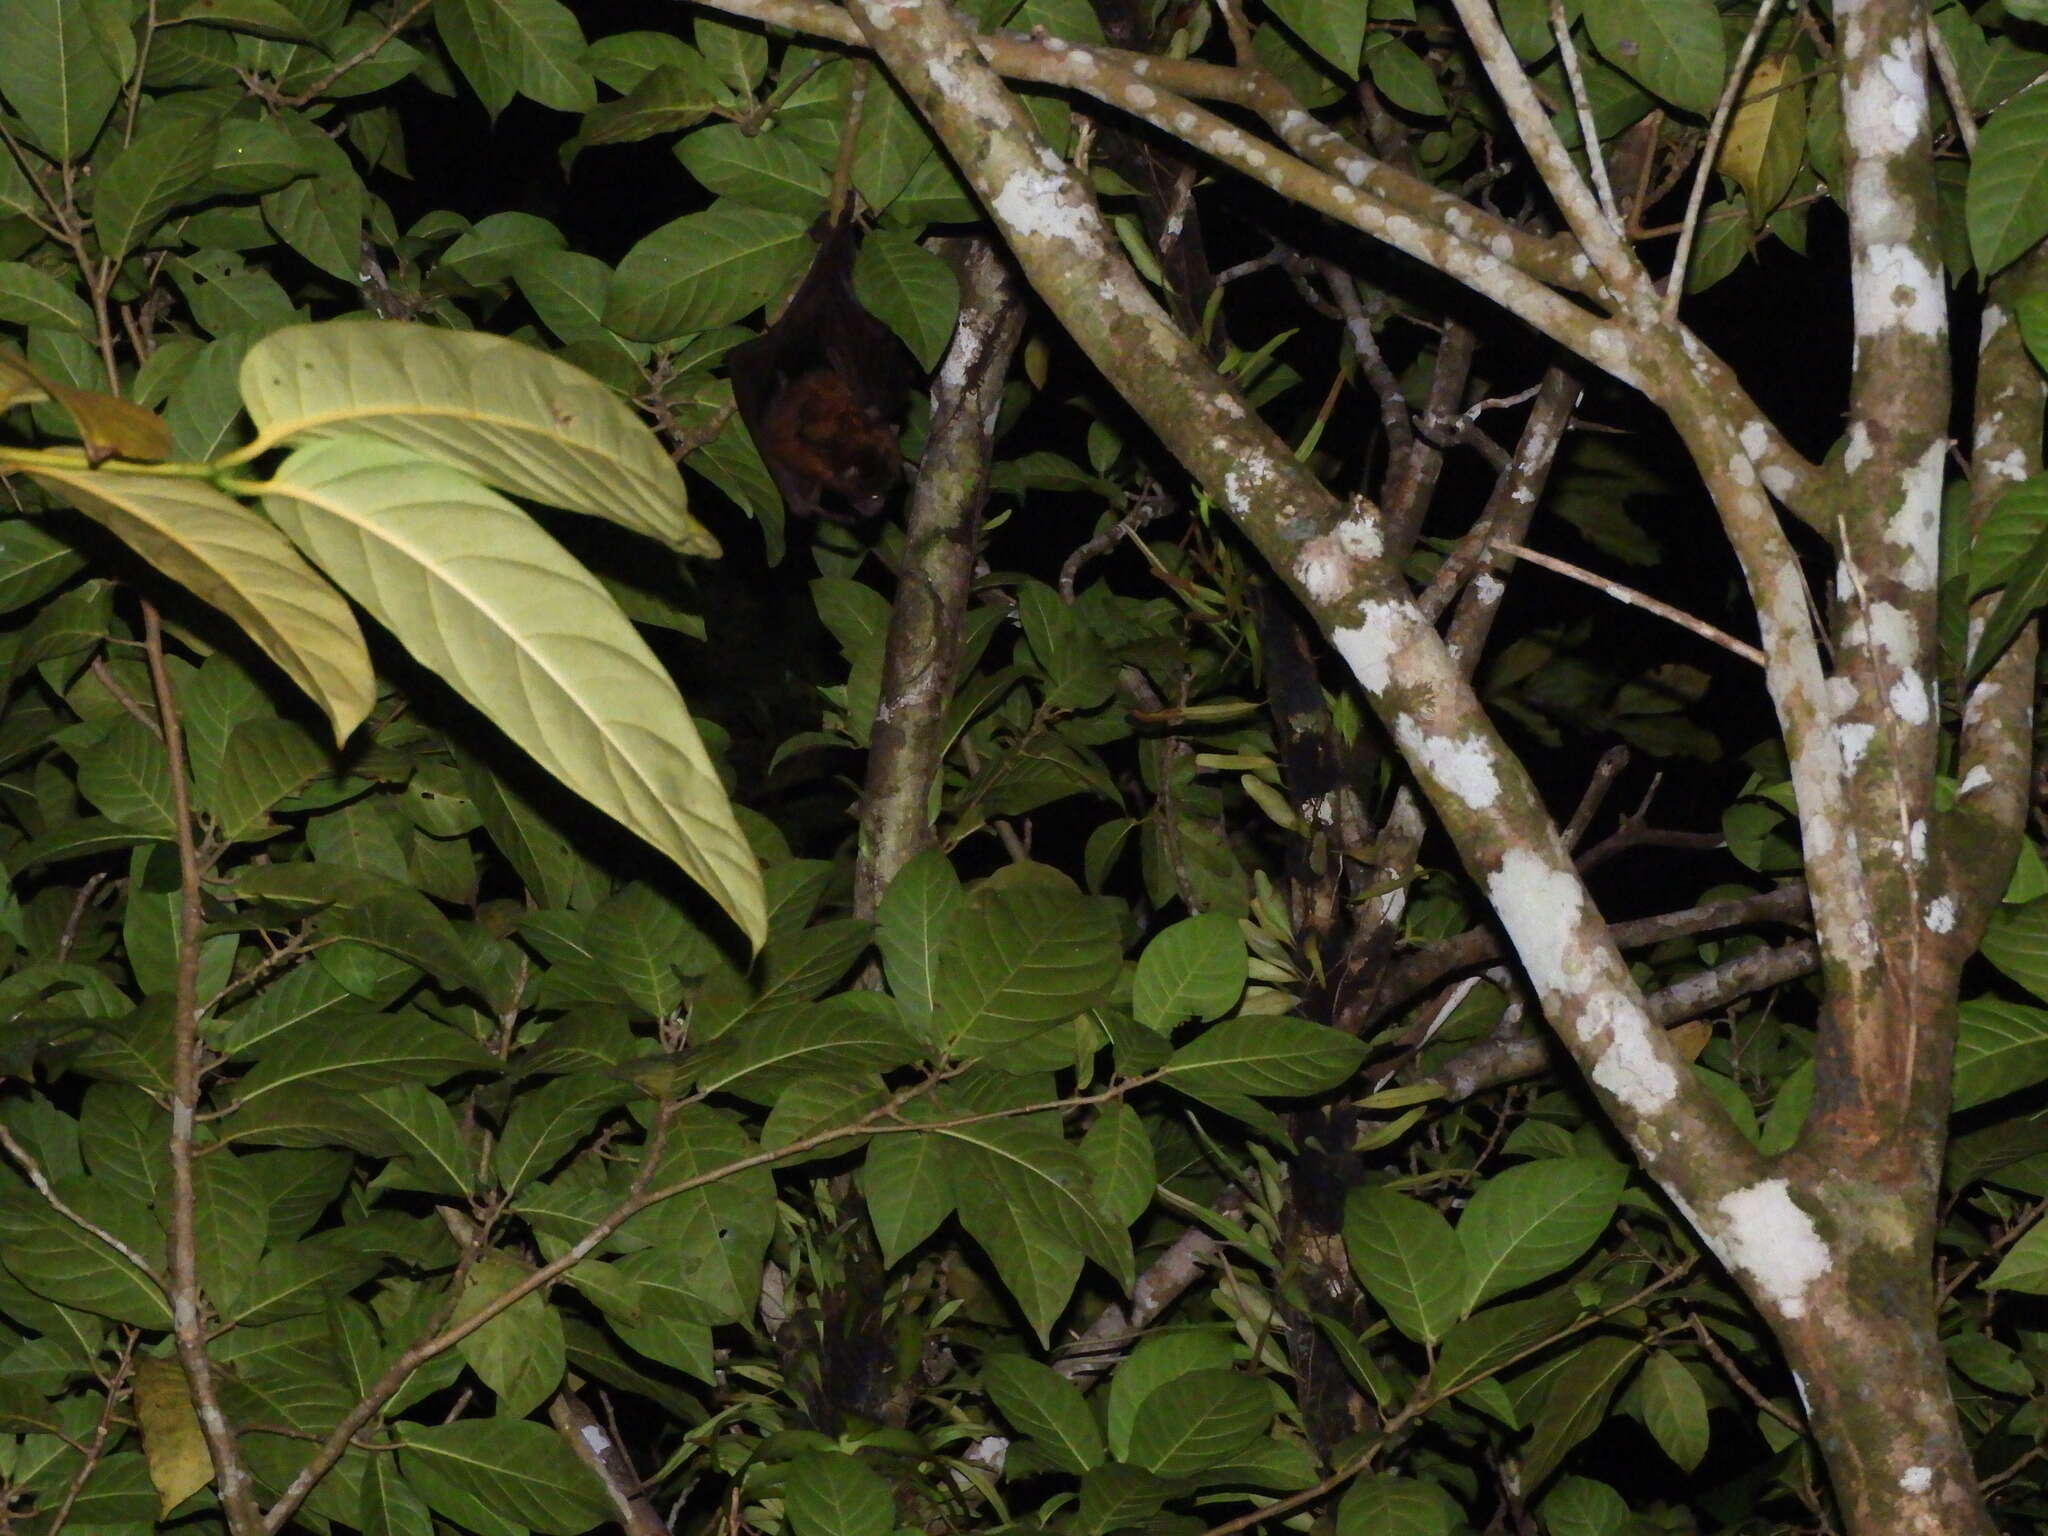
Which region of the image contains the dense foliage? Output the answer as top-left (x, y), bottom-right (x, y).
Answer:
top-left (4, 1), bottom-right (2048, 1535)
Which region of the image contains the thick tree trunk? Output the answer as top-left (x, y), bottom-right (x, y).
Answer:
top-left (1777, 1257), bottom-right (1991, 1533)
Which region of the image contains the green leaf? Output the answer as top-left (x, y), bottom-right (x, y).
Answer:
top-left (1343, 1185), bottom-right (1465, 1345)
top-left (1978, 900), bottom-right (2048, 1006)
top-left (0, 264), bottom-right (93, 334)
top-left (1635, 1350), bottom-right (1709, 1472)
top-left (1016, 580), bottom-right (1117, 711)
top-left (235, 1012), bottom-right (497, 1103)
top-left (1540, 1477), bottom-right (1628, 1536)
top-left (940, 1110), bottom-right (1130, 1285)
top-left (1080, 1102), bottom-right (1155, 1225)
top-left (495, 1072), bottom-right (635, 1193)
top-left (1971, 83), bottom-right (2048, 276)
top-left (1584, 0), bottom-right (1724, 115)
top-left (358, 1454), bottom-right (435, 1536)
top-left (438, 0), bottom-right (594, 115)
top-left (0, 0), bottom-right (133, 162)
top-left (931, 883), bottom-right (1122, 1054)
top-left (1132, 913), bottom-right (1248, 1032)
top-left (584, 57), bottom-right (725, 145)
top-left (605, 205), bottom-right (814, 341)
top-left (0, 517), bottom-right (86, 613)
top-left (1076, 1465), bottom-right (1172, 1536)
top-left (1105, 1329), bottom-right (1240, 1458)
top-left (398, 1418), bottom-right (609, 1535)
top-left (1162, 1016), bottom-right (1365, 1101)
top-left (453, 1252), bottom-right (566, 1416)
top-left (1952, 998), bottom-right (2048, 1111)
top-left (625, 1106), bottom-right (775, 1324)
top-left (1262, 0), bottom-right (1366, 75)
top-left (783, 1453), bottom-right (892, 1536)
top-left (1973, 477), bottom-right (2048, 595)
top-left (1519, 1337), bottom-right (1644, 1492)
top-left (441, 211), bottom-right (568, 284)
top-left (1988, 1216), bottom-right (2048, 1290)
top-left (208, 717), bottom-right (333, 841)
top-left (1335, 1475), bottom-right (1462, 1536)
top-left (697, 994), bottom-right (919, 1100)
top-left (862, 1129), bottom-right (955, 1264)
top-left (259, 437), bottom-right (762, 948)
top-left (241, 320), bottom-right (719, 559)
top-left (852, 229), bottom-right (961, 372)
top-left (1457, 1158), bottom-right (1626, 1311)
top-left (1364, 36), bottom-right (1447, 116)
top-left (95, 118), bottom-right (220, 263)
top-left (0, 1178), bottom-right (167, 1327)
top-left (74, 716), bottom-right (177, 836)
top-left (1434, 1289), bottom-right (1584, 1394)
top-left (876, 849), bottom-right (962, 1028)
top-left (28, 466), bottom-right (374, 745)
top-left (980, 1355), bottom-right (1104, 1473)
top-left (674, 121), bottom-right (831, 212)
top-left (1124, 1367), bottom-right (1270, 1477)
top-left (1968, 515), bottom-right (2048, 678)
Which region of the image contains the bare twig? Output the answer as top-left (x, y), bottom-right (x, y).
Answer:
top-left (1490, 540), bottom-right (1768, 666)
top-left (1925, 15), bottom-right (1978, 155)
top-left (144, 602), bottom-right (262, 1536)
top-left (1549, 0), bottom-right (1621, 229)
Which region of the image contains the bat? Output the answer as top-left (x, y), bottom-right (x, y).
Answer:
top-left (729, 213), bottom-right (919, 521)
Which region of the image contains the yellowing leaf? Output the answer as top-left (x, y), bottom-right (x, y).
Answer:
top-left (260, 436), bottom-right (765, 947)
top-left (27, 466), bottom-right (375, 742)
top-left (132, 1357), bottom-right (212, 1517)
top-left (238, 321), bottom-right (718, 557)
top-left (1716, 57), bottom-right (1805, 220)
top-left (44, 381), bottom-right (175, 462)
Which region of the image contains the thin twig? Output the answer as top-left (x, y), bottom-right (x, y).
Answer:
top-left (0, 1121), bottom-right (163, 1279)
top-left (145, 602), bottom-right (263, 1536)
top-left (1689, 1311), bottom-right (1802, 1429)
top-left (1665, 0), bottom-right (1784, 314)
top-left (1490, 540), bottom-right (1767, 666)
top-left (1549, 0), bottom-right (1620, 229)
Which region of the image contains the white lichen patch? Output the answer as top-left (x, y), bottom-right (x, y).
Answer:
top-left (1959, 763), bottom-right (1992, 796)
top-left (1714, 1179), bottom-right (1832, 1318)
top-left (1344, 157), bottom-right (1367, 187)
top-left (1909, 818), bottom-right (1926, 864)
top-left (1888, 670), bottom-right (1930, 725)
top-left (1983, 302), bottom-right (2009, 340)
top-left (1484, 851), bottom-right (1675, 1112)
top-left (1885, 438), bottom-right (1945, 590)
top-left (991, 166), bottom-right (1098, 248)
top-left (1588, 992), bottom-right (1678, 1110)
top-left (1175, 110), bottom-right (1198, 133)
top-left (1396, 719), bottom-right (1501, 808)
top-left (1297, 539), bottom-right (1354, 606)
top-left (1843, 420), bottom-right (1873, 474)
top-left (1854, 242), bottom-right (1945, 339)
top-left (1762, 464), bottom-right (1796, 498)
top-left (1471, 572), bottom-right (1504, 604)
top-left (1926, 895), bottom-right (1957, 933)
top-left (1125, 83), bottom-right (1156, 110)
top-left (1337, 508), bottom-right (1383, 559)
top-left (1900, 1466), bottom-right (1933, 1494)
top-left (1490, 233), bottom-right (1514, 260)
top-left (1727, 453), bottom-right (1757, 487)
top-left (1740, 420), bottom-right (1770, 459)
top-left (1984, 448), bottom-right (2027, 483)
top-left (1842, 34), bottom-right (1927, 156)
top-left (1866, 600), bottom-right (1915, 665)
top-left (1329, 599), bottom-right (1407, 694)
top-left (1839, 720), bottom-right (1876, 770)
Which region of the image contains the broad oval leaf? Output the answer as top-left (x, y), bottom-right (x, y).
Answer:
top-left (1584, 0), bottom-right (1724, 115)
top-left (1124, 1367), bottom-right (1270, 1478)
top-left (1162, 1016), bottom-right (1365, 1100)
top-left (932, 883), bottom-right (1121, 1054)
top-left (1952, 998), bottom-right (2048, 1111)
top-left (29, 466), bottom-right (374, 742)
top-left (980, 1355), bottom-right (1104, 1473)
top-left (1132, 912), bottom-right (1248, 1033)
top-left (783, 1452), bottom-right (892, 1536)
top-left (1635, 1350), bottom-right (1709, 1472)
top-left (452, 1252), bottom-right (566, 1417)
top-left (398, 1418), bottom-right (609, 1535)
top-left (1343, 1185), bottom-right (1465, 1345)
top-left (1335, 1474), bottom-right (1463, 1536)
top-left (1457, 1158), bottom-right (1626, 1312)
top-left (239, 321), bottom-right (719, 557)
top-left (1971, 82), bottom-right (2048, 277)
top-left (1518, 1337), bottom-right (1644, 1492)
top-left (1971, 476), bottom-right (2048, 596)
top-left (605, 205), bottom-right (813, 342)
top-left (260, 437), bottom-right (764, 947)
